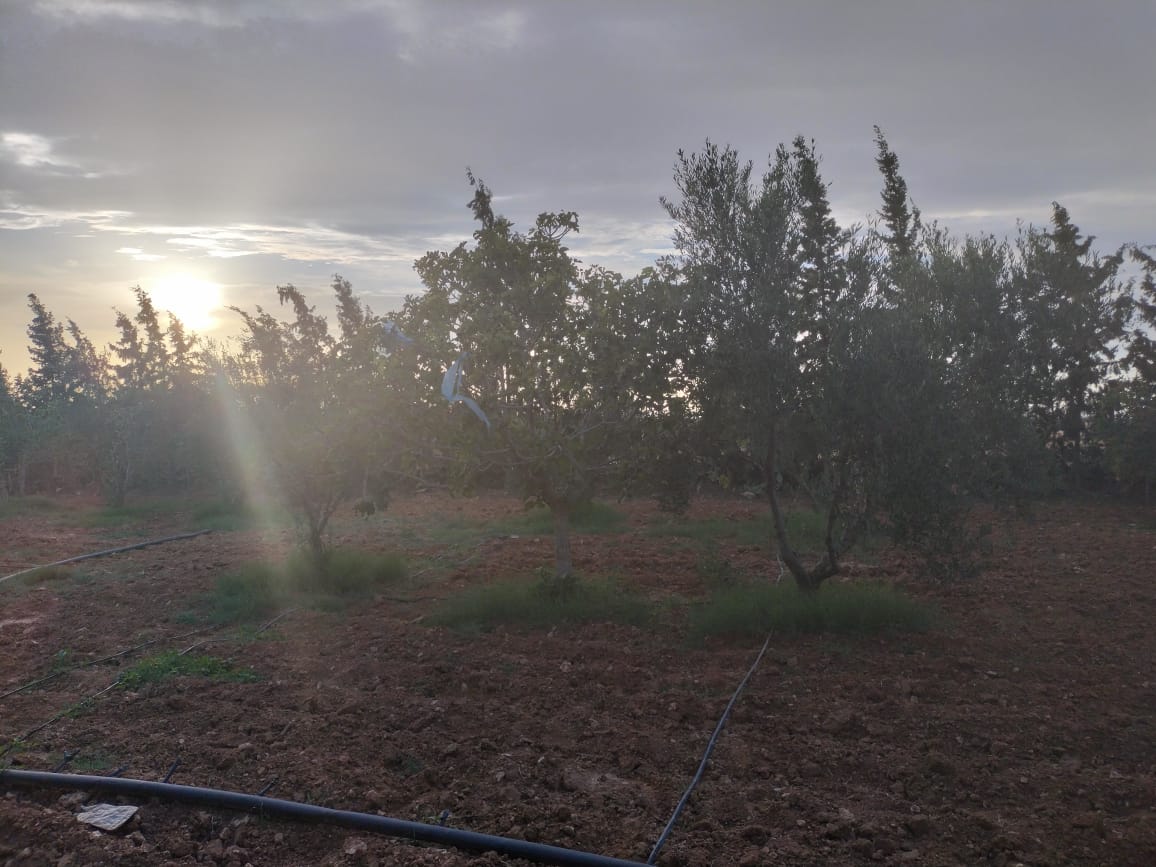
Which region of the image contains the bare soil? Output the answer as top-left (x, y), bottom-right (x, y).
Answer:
top-left (1, 494), bottom-right (1153, 866)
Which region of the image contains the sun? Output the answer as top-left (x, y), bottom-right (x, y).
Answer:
top-left (145, 273), bottom-right (224, 333)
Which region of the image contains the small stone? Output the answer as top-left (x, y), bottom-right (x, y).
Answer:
top-left (905, 815), bottom-right (931, 837)
top-left (739, 825), bottom-right (769, 845)
top-left (202, 839), bottom-right (226, 860)
top-left (343, 838), bottom-right (368, 856)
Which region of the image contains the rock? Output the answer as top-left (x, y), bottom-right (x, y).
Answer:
top-left (76, 803), bottom-right (138, 832)
top-left (1071, 812), bottom-right (1105, 834)
top-left (823, 821), bottom-right (854, 840)
top-left (343, 838), bottom-right (368, 856)
top-left (202, 839), bottom-right (226, 861)
top-left (905, 815), bottom-right (931, 838)
top-left (822, 708), bottom-right (861, 734)
top-left (873, 836), bottom-right (898, 855)
top-left (738, 848), bottom-right (765, 866)
top-left (800, 760), bottom-right (823, 778)
top-left (58, 791), bottom-right (87, 809)
top-left (739, 825), bottom-right (769, 845)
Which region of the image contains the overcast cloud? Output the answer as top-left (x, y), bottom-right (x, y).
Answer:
top-left (1, 0), bottom-right (1153, 371)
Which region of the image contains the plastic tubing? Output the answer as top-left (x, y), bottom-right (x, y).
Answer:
top-left (0, 770), bottom-right (649, 867)
top-left (0, 529), bottom-right (214, 585)
top-left (646, 634), bottom-right (772, 864)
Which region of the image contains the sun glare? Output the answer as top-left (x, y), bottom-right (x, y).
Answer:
top-left (146, 273), bottom-right (223, 333)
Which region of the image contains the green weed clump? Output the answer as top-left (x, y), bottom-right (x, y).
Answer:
top-left (286, 548), bottom-right (407, 596)
top-left (208, 547), bottom-right (406, 623)
top-left (430, 575), bottom-right (652, 632)
top-left (691, 580), bottom-right (934, 642)
top-left (119, 650), bottom-right (258, 690)
top-left (189, 500), bottom-right (290, 532)
top-left (211, 562), bottom-right (282, 623)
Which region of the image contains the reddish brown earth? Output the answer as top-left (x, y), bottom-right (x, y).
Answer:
top-left (1, 494), bottom-right (1154, 866)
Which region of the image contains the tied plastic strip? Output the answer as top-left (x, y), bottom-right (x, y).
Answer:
top-left (441, 352), bottom-right (491, 430)
top-left (377, 322), bottom-right (491, 430)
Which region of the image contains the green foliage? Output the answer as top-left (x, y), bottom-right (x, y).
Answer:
top-left (208, 547), bottom-right (406, 623)
top-left (189, 499), bottom-right (289, 532)
top-left (690, 580), bottom-right (934, 642)
top-left (210, 563), bottom-right (281, 623)
top-left (403, 177), bottom-right (675, 580)
top-left (22, 564), bottom-right (74, 584)
top-left (118, 651), bottom-right (258, 690)
top-left (429, 575), bottom-right (653, 632)
top-left (285, 547), bottom-right (407, 596)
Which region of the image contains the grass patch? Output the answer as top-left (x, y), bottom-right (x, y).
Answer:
top-left (206, 547), bottom-right (406, 623)
top-left (75, 498), bottom-right (189, 528)
top-left (690, 580), bottom-right (934, 642)
top-left (21, 564), bottom-right (75, 584)
top-left (118, 650), bottom-right (258, 690)
top-left (210, 563), bottom-right (282, 623)
top-left (0, 496), bottom-right (72, 519)
top-left (189, 499), bottom-right (291, 532)
top-left (430, 575), bottom-right (653, 632)
top-left (285, 547), bottom-right (407, 596)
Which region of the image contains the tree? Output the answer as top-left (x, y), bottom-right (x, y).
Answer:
top-left (1097, 245), bottom-right (1156, 502)
top-left (873, 126), bottom-right (921, 268)
top-left (663, 136), bottom-right (986, 591)
top-left (401, 176), bottom-right (658, 589)
top-left (1014, 205), bottom-right (1128, 488)
top-left (17, 295), bottom-right (109, 493)
top-left (225, 278), bottom-right (385, 560)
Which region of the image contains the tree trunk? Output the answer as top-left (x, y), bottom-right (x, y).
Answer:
top-left (765, 426), bottom-right (837, 594)
top-left (552, 502), bottom-right (573, 584)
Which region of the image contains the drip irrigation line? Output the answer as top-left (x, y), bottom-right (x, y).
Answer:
top-left (2, 679), bottom-right (122, 759)
top-left (646, 634), bottom-right (772, 865)
top-left (162, 759), bottom-right (181, 784)
top-left (0, 771), bottom-right (650, 867)
top-left (178, 608), bottom-right (296, 656)
top-left (0, 624), bottom-right (221, 702)
top-left (0, 529), bottom-right (214, 586)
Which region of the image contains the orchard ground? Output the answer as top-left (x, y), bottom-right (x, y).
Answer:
top-left (0, 492), bottom-right (1153, 866)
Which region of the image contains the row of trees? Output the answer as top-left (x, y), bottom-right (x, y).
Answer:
top-left (2, 131), bottom-right (1153, 591)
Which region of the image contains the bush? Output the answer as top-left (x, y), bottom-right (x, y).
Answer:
top-left (208, 546), bottom-right (405, 622)
top-left (691, 580), bottom-right (934, 642)
top-left (286, 547), bottom-right (407, 596)
top-left (430, 575), bottom-right (652, 632)
top-left (211, 563), bottom-right (281, 623)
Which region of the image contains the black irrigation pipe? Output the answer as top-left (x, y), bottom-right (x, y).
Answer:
top-left (0, 771), bottom-right (650, 867)
top-left (0, 529), bottom-right (214, 586)
top-left (646, 634), bottom-right (772, 865)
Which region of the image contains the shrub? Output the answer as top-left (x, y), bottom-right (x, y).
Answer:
top-left (211, 563), bottom-right (281, 623)
top-left (690, 580), bottom-right (934, 642)
top-left (286, 547), bottom-right (407, 596)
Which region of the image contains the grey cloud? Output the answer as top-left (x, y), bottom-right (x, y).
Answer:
top-left (2, 0), bottom-right (1154, 371)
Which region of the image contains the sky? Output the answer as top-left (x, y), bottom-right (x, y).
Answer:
top-left (1, 0), bottom-right (1154, 375)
